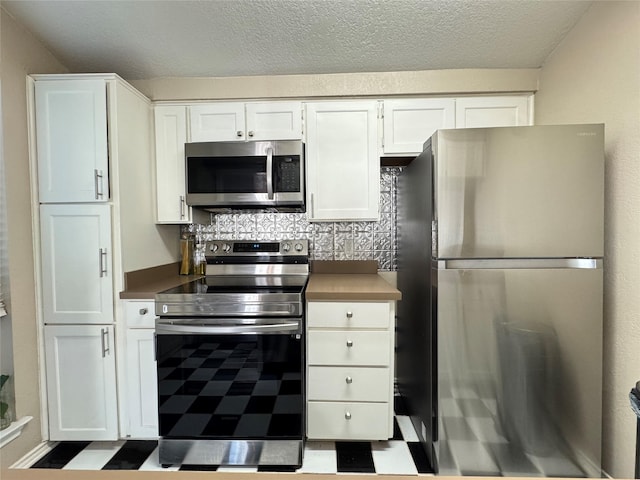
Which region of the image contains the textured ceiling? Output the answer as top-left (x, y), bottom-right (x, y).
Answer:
top-left (2, 0), bottom-right (592, 81)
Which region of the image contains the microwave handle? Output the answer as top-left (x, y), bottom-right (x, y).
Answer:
top-left (266, 147), bottom-right (274, 200)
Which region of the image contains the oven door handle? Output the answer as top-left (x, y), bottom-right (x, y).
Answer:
top-left (155, 321), bottom-right (301, 335)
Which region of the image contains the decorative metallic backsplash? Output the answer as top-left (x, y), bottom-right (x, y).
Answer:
top-left (187, 167), bottom-right (400, 271)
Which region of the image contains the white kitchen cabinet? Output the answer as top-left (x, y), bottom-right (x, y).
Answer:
top-left (382, 98), bottom-right (455, 155)
top-left (189, 101), bottom-right (302, 142)
top-left (455, 95), bottom-right (532, 128)
top-left (306, 300), bottom-right (395, 440)
top-left (123, 300), bottom-right (158, 438)
top-left (305, 101), bottom-right (380, 221)
top-left (154, 105), bottom-right (193, 223)
top-left (39, 204), bottom-right (113, 325)
top-left (35, 79), bottom-right (109, 203)
top-left (44, 325), bottom-right (118, 441)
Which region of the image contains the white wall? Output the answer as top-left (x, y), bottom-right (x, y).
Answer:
top-left (535, 2), bottom-right (640, 478)
top-left (0, 6), bottom-right (68, 467)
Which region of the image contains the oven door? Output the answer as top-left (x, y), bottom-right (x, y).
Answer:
top-left (155, 318), bottom-right (304, 467)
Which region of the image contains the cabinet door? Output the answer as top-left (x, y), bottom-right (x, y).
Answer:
top-left (40, 204), bottom-right (113, 325)
top-left (45, 325), bottom-right (118, 440)
top-left (382, 98), bottom-right (455, 155)
top-left (305, 101), bottom-right (380, 221)
top-left (154, 105), bottom-right (192, 223)
top-left (455, 96), bottom-right (531, 128)
top-left (245, 101), bottom-right (302, 140)
top-left (189, 103), bottom-right (246, 142)
top-left (35, 79), bottom-right (109, 203)
top-left (125, 328), bottom-right (158, 438)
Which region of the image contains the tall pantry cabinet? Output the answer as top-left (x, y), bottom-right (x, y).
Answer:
top-left (32, 74), bottom-right (176, 441)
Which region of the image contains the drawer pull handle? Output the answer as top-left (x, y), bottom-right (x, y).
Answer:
top-left (139, 308), bottom-right (148, 315)
top-left (345, 376), bottom-right (353, 384)
top-left (346, 311), bottom-right (353, 319)
top-left (346, 340), bottom-right (353, 348)
top-left (345, 411), bottom-right (352, 420)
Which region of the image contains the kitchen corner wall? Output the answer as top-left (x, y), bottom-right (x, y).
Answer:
top-left (188, 167), bottom-right (400, 271)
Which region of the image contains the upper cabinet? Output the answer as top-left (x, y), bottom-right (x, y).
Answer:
top-left (154, 105), bottom-right (193, 224)
top-left (35, 79), bottom-right (109, 203)
top-left (455, 95), bottom-right (531, 128)
top-left (189, 101), bottom-right (302, 142)
top-left (305, 101), bottom-right (380, 221)
top-left (382, 98), bottom-right (455, 155)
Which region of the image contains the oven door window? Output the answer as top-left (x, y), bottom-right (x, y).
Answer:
top-left (156, 333), bottom-right (303, 440)
top-left (187, 157), bottom-right (267, 194)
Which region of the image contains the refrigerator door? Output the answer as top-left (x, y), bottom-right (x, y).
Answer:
top-left (434, 260), bottom-right (602, 477)
top-left (433, 124), bottom-right (604, 259)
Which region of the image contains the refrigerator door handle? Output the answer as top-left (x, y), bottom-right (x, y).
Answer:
top-left (437, 258), bottom-right (602, 270)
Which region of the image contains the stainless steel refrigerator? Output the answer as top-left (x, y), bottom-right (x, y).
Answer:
top-left (397, 124), bottom-right (604, 477)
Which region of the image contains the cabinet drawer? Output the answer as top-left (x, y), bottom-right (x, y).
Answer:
top-left (307, 331), bottom-right (390, 366)
top-left (307, 401), bottom-right (390, 440)
top-left (308, 366), bottom-right (389, 402)
top-left (124, 301), bottom-right (157, 328)
top-left (307, 302), bottom-right (390, 329)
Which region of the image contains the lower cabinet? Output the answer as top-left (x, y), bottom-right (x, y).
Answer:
top-left (306, 300), bottom-right (395, 440)
top-left (44, 324), bottom-right (118, 441)
top-left (123, 300), bottom-right (158, 438)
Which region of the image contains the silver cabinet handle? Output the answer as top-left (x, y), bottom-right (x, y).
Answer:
top-left (248, 131), bottom-right (254, 137)
top-left (236, 130), bottom-right (243, 137)
top-left (179, 195), bottom-right (186, 219)
top-left (346, 340), bottom-right (353, 348)
top-left (346, 311), bottom-right (353, 319)
top-left (310, 193), bottom-right (315, 217)
top-left (101, 328), bottom-right (110, 358)
top-left (99, 248), bottom-right (107, 277)
top-left (345, 376), bottom-right (353, 384)
top-left (139, 308), bottom-right (148, 315)
top-left (94, 169), bottom-right (104, 199)
top-left (345, 411), bottom-right (352, 420)
top-left (266, 147), bottom-right (274, 200)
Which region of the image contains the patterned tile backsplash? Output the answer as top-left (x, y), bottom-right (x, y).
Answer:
top-left (186, 167), bottom-right (401, 271)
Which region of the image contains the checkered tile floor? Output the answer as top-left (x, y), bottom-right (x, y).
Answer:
top-left (26, 396), bottom-right (434, 475)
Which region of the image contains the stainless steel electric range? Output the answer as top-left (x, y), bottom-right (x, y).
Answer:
top-left (154, 239), bottom-right (309, 468)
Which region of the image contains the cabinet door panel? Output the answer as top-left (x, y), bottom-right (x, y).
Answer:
top-left (45, 325), bottom-right (118, 440)
top-left (383, 98), bottom-right (455, 154)
top-left (305, 101), bottom-right (379, 221)
top-left (455, 96), bottom-right (531, 128)
top-left (126, 328), bottom-right (158, 438)
top-left (245, 101), bottom-right (302, 140)
top-left (35, 79), bottom-right (108, 203)
top-left (154, 105), bottom-right (191, 223)
top-left (40, 204), bottom-right (113, 324)
top-left (189, 103), bottom-right (246, 142)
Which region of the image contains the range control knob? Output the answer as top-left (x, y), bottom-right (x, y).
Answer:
top-left (282, 242), bottom-right (291, 253)
top-left (222, 243), bottom-right (231, 253)
top-left (210, 243), bottom-right (219, 252)
top-left (294, 242), bottom-right (304, 252)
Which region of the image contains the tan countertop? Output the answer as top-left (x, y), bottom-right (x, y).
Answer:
top-left (306, 273), bottom-right (401, 301)
top-left (119, 262), bottom-right (202, 299)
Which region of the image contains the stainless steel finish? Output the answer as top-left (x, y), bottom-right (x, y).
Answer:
top-left (346, 311), bottom-right (353, 319)
top-left (157, 298), bottom-right (304, 318)
top-left (179, 195), bottom-right (185, 219)
top-left (205, 264), bottom-right (309, 276)
top-left (139, 308), bottom-right (148, 315)
top-left (346, 376), bottom-right (353, 384)
top-left (158, 439), bottom-right (303, 467)
top-left (438, 258), bottom-right (602, 270)
top-left (266, 146), bottom-right (274, 199)
top-left (433, 124), bottom-right (604, 259)
top-left (236, 130), bottom-right (243, 137)
top-left (99, 248), bottom-right (107, 277)
top-left (100, 328), bottom-right (109, 358)
top-left (345, 412), bottom-right (352, 420)
top-left (94, 169), bottom-right (104, 199)
top-left (248, 130), bottom-right (254, 137)
top-left (186, 140), bottom-right (303, 158)
top-left (397, 124), bottom-right (605, 477)
top-left (205, 239), bottom-right (309, 258)
top-left (155, 318), bottom-right (301, 335)
top-left (346, 340), bottom-right (353, 347)
top-left (434, 264), bottom-right (603, 477)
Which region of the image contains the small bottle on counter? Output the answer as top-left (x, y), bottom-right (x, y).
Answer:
top-left (179, 233), bottom-right (194, 275)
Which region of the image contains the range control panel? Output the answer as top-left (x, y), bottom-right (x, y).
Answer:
top-left (205, 239), bottom-right (309, 257)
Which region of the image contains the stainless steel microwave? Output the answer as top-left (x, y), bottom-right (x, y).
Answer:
top-left (185, 140), bottom-right (305, 211)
